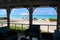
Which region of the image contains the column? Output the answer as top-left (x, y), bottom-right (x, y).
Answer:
top-left (29, 5), bottom-right (33, 40)
top-left (6, 7), bottom-right (11, 29)
top-left (53, 4), bottom-right (60, 40)
top-left (29, 5), bottom-right (33, 27)
top-left (57, 5), bottom-right (60, 30)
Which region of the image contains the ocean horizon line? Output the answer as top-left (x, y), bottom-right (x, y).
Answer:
top-left (10, 18), bottom-right (57, 20)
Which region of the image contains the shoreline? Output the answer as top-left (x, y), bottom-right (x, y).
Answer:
top-left (0, 19), bottom-right (57, 25)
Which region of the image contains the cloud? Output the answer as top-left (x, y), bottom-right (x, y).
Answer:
top-left (21, 13), bottom-right (29, 16)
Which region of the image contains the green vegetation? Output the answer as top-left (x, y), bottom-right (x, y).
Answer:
top-left (10, 25), bottom-right (28, 30)
top-left (0, 17), bottom-right (7, 20)
top-left (10, 25), bottom-right (29, 33)
top-left (48, 18), bottom-right (57, 21)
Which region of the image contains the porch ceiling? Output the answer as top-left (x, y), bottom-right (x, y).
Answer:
top-left (0, 0), bottom-right (59, 8)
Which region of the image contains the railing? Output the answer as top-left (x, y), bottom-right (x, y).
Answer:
top-left (40, 24), bottom-right (56, 32)
top-left (0, 23), bottom-right (57, 33)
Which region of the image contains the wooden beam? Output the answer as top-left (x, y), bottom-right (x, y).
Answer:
top-left (0, 0), bottom-right (57, 8)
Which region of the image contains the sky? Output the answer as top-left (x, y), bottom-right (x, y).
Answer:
top-left (0, 7), bottom-right (57, 17)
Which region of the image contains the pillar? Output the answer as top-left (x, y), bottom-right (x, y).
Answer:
top-left (29, 5), bottom-right (33, 27)
top-left (57, 5), bottom-right (60, 30)
top-left (6, 7), bottom-right (11, 29)
top-left (53, 3), bottom-right (60, 40)
top-left (28, 5), bottom-right (33, 40)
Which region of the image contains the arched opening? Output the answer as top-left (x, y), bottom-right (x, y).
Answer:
top-left (10, 8), bottom-right (29, 32)
top-left (0, 9), bottom-right (7, 27)
top-left (33, 7), bottom-right (57, 33)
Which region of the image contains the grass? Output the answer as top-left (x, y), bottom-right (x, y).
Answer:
top-left (10, 25), bottom-right (29, 33)
top-left (10, 26), bottom-right (20, 30)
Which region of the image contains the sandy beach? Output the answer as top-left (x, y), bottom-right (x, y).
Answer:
top-left (0, 19), bottom-right (57, 33)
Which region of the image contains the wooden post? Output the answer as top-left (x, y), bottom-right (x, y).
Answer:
top-left (57, 4), bottom-right (60, 30)
top-left (28, 5), bottom-right (33, 40)
top-left (6, 7), bottom-right (11, 29)
top-left (29, 5), bottom-right (33, 27)
top-left (48, 25), bottom-right (49, 32)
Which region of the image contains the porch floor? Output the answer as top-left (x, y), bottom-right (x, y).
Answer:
top-left (17, 33), bottom-right (53, 40)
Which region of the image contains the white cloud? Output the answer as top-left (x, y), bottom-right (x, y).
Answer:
top-left (21, 13), bottom-right (29, 16)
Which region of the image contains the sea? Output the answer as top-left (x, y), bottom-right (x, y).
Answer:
top-left (10, 15), bottom-right (57, 20)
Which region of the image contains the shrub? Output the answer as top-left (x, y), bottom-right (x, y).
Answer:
top-left (48, 18), bottom-right (57, 21)
top-left (0, 17), bottom-right (7, 20)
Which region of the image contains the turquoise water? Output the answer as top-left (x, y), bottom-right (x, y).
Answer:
top-left (10, 15), bottom-right (57, 19)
